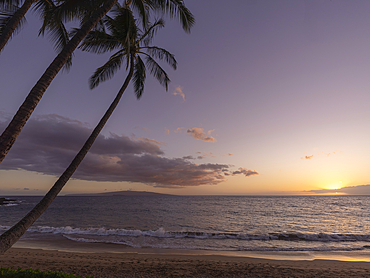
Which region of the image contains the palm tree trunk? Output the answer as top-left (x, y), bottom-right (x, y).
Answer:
top-left (0, 0), bottom-right (118, 164)
top-left (0, 58), bottom-right (134, 255)
top-left (0, 0), bottom-right (36, 52)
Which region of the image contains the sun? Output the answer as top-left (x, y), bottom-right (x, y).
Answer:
top-left (325, 181), bottom-right (343, 190)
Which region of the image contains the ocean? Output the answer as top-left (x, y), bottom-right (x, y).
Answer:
top-left (1, 195), bottom-right (370, 260)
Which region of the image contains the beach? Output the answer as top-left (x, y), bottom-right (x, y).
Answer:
top-left (2, 247), bottom-right (370, 278)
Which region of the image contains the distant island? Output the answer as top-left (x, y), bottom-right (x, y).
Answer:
top-left (65, 190), bottom-right (174, 197)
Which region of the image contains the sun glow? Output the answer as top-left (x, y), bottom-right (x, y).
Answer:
top-left (324, 181), bottom-right (343, 191)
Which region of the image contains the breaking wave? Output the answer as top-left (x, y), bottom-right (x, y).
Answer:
top-left (0, 198), bottom-right (22, 206)
top-left (2, 225), bottom-right (370, 243)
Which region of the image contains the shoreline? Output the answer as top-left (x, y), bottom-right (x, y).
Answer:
top-left (1, 247), bottom-right (370, 278)
top-left (12, 237), bottom-right (370, 262)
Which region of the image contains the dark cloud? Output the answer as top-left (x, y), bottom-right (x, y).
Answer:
top-left (182, 155), bottom-right (195, 160)
top-left (232, 167), bottom-right (259, 177)
top-left (307, 184), bottom-right (370, 195)
top-left (1, 114), bottom-right (244, 188)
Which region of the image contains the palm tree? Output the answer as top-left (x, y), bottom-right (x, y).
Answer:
top-left (0, 5), bottom-right (176, 255)
top-left (0, 0), bottom-right (193, 164)
top-left (0, 0), bottom-right (35, 51)
top-left (0, 0), bottom-right (111, 53)
top-left (0, 0), bottom-right (71, 53)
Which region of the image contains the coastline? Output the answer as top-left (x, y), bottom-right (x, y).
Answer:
top-left (2, 247), bottom-right (370, 278)
top-left (12, 236), bottom-right (370, 262)
top-left (0, 238), bottom-right (369, 277)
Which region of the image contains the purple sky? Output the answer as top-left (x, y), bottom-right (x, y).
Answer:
top-left (1, 0), bottom-right (370, 195)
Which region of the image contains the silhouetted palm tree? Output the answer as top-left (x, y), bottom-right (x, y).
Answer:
top-left (0, 5), bottom-right (177, 254)
top-left (0, 0), bottom-right (113, 54)
top-left (0, 0), bottom-right (193, 163)
top-left (0, 0), bottom-right (71, 53)
top-left (0, 0), bottom-right (36, 51)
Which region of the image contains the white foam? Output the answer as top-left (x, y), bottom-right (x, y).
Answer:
top-left (2, 225), bottom-right (370, 244)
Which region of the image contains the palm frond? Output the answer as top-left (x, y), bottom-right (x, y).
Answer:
top-left (35, 0), bottom-right (105, 29)
top-left (0, 4), bottom-right (26, 39)
top-left (141, 46), bottom-right (176, 70)
top-left (78, 29), bottom-right (121, 54)
top-left (94, 18), bottom-right (105, 32)
top-left (133, 55), bottom-right (146, 98)
top-left (131, 0), bottom-right (150, 29)
top-left (0, 0), bottom-right (22, 9)
top-left (152, 0), bottom-right (194, 33)
top-left (36, 0), bottom-right (53, 35)
top-left (139, 18), bottom-right (164, 46)
top-left (144, 54), bottom-right (170, 90)
top-left (78, 7), bottom-right (136, 55)
top-left (34, 0), bottom-right (72, 71)
top-left (89, 51), bottom-right (126, 89)
top-left (110, 6), bottom-right (136, 43)
top-left (35, 0), bottom-right (79, 25)
top-left (77, 0), bottom-right (107, 26)
top-left (51, 24), bottom-right (73, 71)
top-left (47, 23), bottom-right (73, 71)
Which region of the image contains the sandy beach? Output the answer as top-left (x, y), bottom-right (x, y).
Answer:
top-left (0, 247), bottom-right (370, 278)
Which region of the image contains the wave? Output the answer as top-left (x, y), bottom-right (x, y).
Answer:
top-left (61, 235), bottom-right (370, 252)
top-left (2, 225), bottom-right (370, 243)
top-left (0, 198), bottom-right (22, 206)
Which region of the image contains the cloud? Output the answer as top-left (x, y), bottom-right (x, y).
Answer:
top-left (187, 127), bottom-right (216, 143)
top-left (301, 155), bottom-right (314, 160)
top-left (221, 153), bottom-right (234, 157)
top-left (322, 151), bottom-right (339, 157)
top-left (301, 150), bottom-right (341, 160)
top-left (164, 128), bottom-right (170, 135)
top-left (232, 168), bottom-right (259, 177)
top-left (134, 136), bottom-right (165, 146)
top-left (135, 126), bottom-right (150, 132)
top-left (197, 152), bottom-right (215, 159)
top-left (174, 127), bottom-right (185, 133)
top-left (0, 114), bottom-right (236, 188)
top-left (172, 86), bottom-right (185, 100)
top-left (307, 184), bottom-right (370, 195)
top-left (182, 155), bottom-right (195, 160)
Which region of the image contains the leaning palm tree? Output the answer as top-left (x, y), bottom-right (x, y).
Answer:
top-left (0, 0), bottom-right (35, 51)
top-left (0, 0), bottom-right (71, 53)
top-left (0, 5), bottom-right (177, 255)
top-left (0, 0), bottom-right (193, 164)
top-left (0, 0), bottom-right (112, 53)
top-left (0, 0), bottom-right (76, 69)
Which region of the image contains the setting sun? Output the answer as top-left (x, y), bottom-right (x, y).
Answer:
top-left (324, 181), bottom-right (343, 190)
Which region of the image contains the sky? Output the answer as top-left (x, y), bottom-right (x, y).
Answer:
top-left (0, 0), bottom-right (370, 196)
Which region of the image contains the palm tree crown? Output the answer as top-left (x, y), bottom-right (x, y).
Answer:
top-left (80, 3), bottom-right (177, 98)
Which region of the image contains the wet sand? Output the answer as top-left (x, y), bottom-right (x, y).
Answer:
top-left (1, 247), bottom-right (370, 278)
